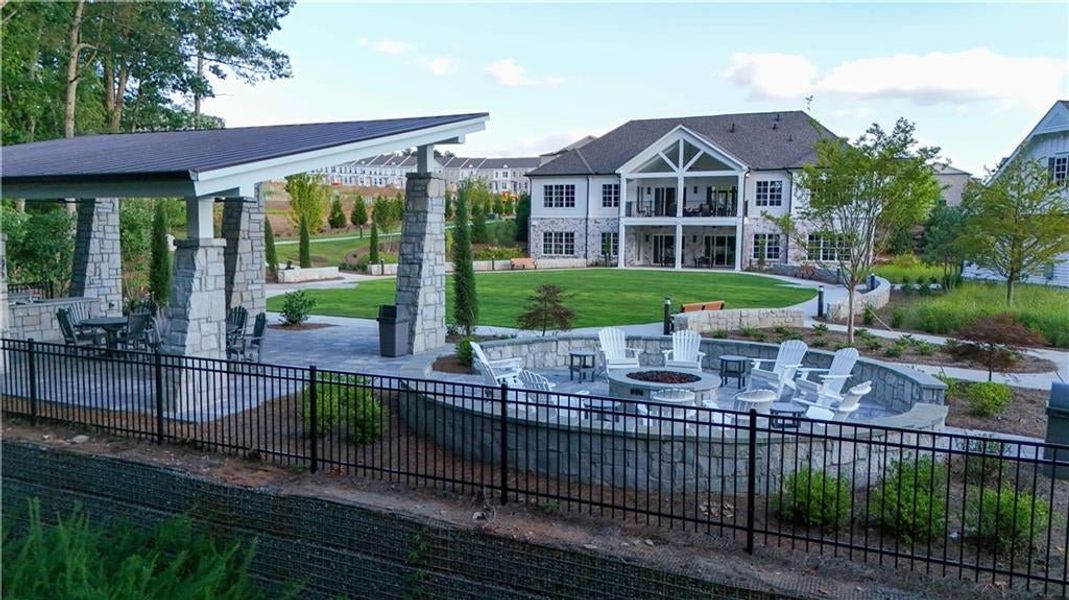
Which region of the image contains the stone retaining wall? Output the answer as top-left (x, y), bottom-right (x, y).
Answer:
top-left (827, 276), bottom-right (891, 321)
top-left (277, 266), bottom-right (341, 283)
top-left (674, 308), bottom-right (804, 333)
top-left (2, 441), bottom-right (775, 600)
top-left (8, 297), bottom-right (102, 343)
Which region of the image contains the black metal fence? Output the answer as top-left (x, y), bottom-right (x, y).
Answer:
top-left (8, 280), bottom-right (55, 301)
top-left (1, 337), bottom-right (1066, 595)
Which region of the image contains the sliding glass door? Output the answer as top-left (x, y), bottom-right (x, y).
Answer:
top-left (703, 234), bottom-right (736, 268)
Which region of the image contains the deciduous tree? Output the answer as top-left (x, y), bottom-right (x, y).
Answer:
top-left (285, 173), bottom-right (329, 233)
top-left (517, 284), bottom-right (576, 335)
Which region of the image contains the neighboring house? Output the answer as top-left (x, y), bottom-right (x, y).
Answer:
top-left (525, 110), bottom-right (842, 270)
top-left (933, 163), bottom-right (972, 207)
top-left (962, 100), bottom-right (1069, 287)
top-left (310, 153), bottom-right (540, 193)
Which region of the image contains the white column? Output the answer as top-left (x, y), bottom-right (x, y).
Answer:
top-left (416, 144), bottom-right (434, 175)
top-left (735, 172), bottom-right (745, 271)
top-left (673, 223), bottom-right (683, 270)
top-left (186, 196), bottom-right (215, 240)
top-left (617, 177), bottom-right (627, 268)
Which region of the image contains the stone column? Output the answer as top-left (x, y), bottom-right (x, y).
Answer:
top-left (166, 239), bottom-right (227, 358)
top-left (0, 233), bottom-right (9, 375)
top-left (394, 174), bottom-right (447, 354)
top-left (70, 198), bottom-right (123, 314)
top-left (221, 191), bottom-right (266, 316)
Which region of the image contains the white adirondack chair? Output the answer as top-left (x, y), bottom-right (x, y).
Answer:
top-left (799, 380), bottom-right (871, 421)
top-left (748, 339), bottom-right (808, 398)
top-left (598, 327), bottom-right (643, 370)
top-left (474, 353), bottom-right (521, 387)
top-left (470, 341), bottom-right (522, 384)
top-left (795, 347), bottom-right (859, 404)
top-left (518, 370), bottom-right (583, 423)
top-left (661, 330), bottom-right (705, 370)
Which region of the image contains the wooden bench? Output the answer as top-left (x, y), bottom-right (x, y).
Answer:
top-left (680, 300), bottom-right (725, 313)
top-left (510, 257), bottom-right (536, 270)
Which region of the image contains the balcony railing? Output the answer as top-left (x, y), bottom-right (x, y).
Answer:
top-left (625, 200), bottom-right (738, 218)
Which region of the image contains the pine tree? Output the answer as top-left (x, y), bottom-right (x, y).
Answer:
top-left (298, 216), bottom-right (312, 268)
top-left (471, 199), bottom-right (489, 244)
top-left (264, 217), bottom-right (279, 279)
top-left (369, 221), bottom-right (380, 264)
top-left (515, 193), bottom-right (530, 243)
top-left (350, 194), bottom-right (368, 237)
top-left (148, 201), bottom-right (171, 306)
top-left (328, 195), bottom-right (346, 228)
top-left (517, 284), bottom-right (576, 335)
top-left (452, 191), bottom-right (478, 334)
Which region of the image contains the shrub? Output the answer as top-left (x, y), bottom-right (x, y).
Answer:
top-left (456, 337), bottom-right (475, 367)
top-left (966, 488), bottom-right (1050, 554)
top-left (914, 340), bottom-right (936, 356)
top-left (777, 468), bottom-right (852, 530)
top-left (280, 290), bottom-right (315, 325)
top-left (774, 325), bottom-right (792, 336)
top-left (890, 308), bottom-right (905, 329)
top-left (954, 314), bottom-right (1045, 379)
top-left (917, 282), bottom-right (931, 296)
top-left (739, 326), bottom-right (760, 338)
top-left (711, 329), bottom-right (728, 339)
top-left (883, 345), bottom-right (903, 358)
top-left (810, 338), bottom-right (828, 348)
top-left (964, 381), bottom-right (1013, 417)
top-left (813, 323), bottom-right (829, 334)
top-left (959, 438), bottom-right (1008, 484)
top-left (328, 196), bottom-right (347, 229)
top-left (871, 457), bottom-right (948, 543)
top-left (302, 372), bottom-right (384, 443)
top-left (934, 374), bottom-right (960, 398)
top-left (474, 246), bottom-right (524, 261)
top-left (862, 304), bottom-right (876, 326)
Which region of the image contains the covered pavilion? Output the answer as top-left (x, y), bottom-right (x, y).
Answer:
top-left (0, 113), bottom-right (488, 359)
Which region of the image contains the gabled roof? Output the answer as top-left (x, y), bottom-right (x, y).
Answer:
top-left (1, 113), bottom-right (488, 198)
top-left (993, 99), bottom-right (1069, 178)
top-left (479, 157), bottom-right (540, 169)
top-left (528, 111), bottom-right (837, 176)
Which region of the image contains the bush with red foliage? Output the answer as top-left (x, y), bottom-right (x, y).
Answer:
top-left (952, 314), bottom-right (1045, 381)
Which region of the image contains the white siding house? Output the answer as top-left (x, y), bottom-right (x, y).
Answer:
top-left (963, 100), bottom-right (1069, 287)
top-left (526, 111), bottom-right (839, 269)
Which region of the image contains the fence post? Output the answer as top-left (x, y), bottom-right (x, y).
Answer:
top-left (27, 338), bottom-right (38, 425)
top-left (745, 408), bottom-right (757, 554)
top-left (499, 382), bottom-right (509, 505)
top-left (153, 350), bottom-right (164, 444)
top-left (308, 365), bottom-right (318, 474)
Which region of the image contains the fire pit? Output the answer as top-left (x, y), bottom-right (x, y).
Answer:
top-left (607, 367), bottom-right (719, 405)
top-left (626, 370), bottom-right (700, 384)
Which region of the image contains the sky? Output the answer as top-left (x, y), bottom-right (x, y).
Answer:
top-left (203, 1), bottom-right (1069, 174)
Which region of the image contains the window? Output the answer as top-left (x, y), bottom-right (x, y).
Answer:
top-left (752, 233), bottom-right (782, 261)
top-left (542, 231), bottom-right (575, 256)
top-left (544, 184), bottom-right (576, 208)
top-left (755, 180), bottom-right (784, 207)
top-left (1049, 156), bottom-right (1068, 183)
top-left (600, 231), bottom-right (619, 257)
top-left (807, 233), bottom-right (849, 261)
top-left (601, 183), bottom-right (620, 208)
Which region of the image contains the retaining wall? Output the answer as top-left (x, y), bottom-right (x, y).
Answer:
top-left (8, 297), bottom-right (102, 343)
top-left (827, 276), bottom-right (891, 321)
top-left (1, 441), bottom-right (776, 600)
top-left (674, 308), bottom-right (804, 333)
top-left (277, 266), bottom-right (341, 283)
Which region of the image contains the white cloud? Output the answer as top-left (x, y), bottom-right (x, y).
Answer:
top-left (359, 38), bottom-right (412, 55)
top-left (486, 58), bottom-right (565, 88)
top-left (723, 48), bottom-right (1066, 109)
top-left (494, 128), bottom-right (603, 156)
top-left (424, 56), bottom-right (457, 77)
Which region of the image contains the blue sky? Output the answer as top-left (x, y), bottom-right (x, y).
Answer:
top-left (204, 1), bottom-right (1069, 174)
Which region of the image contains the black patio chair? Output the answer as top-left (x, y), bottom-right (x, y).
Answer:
top-left (242, 313), bottom-right (267, 362)
top-left (120, 310), bottom-right (153, 352)
top-left (56, 308), bottom-right (102, 348)
top-left (67, 302), bottom-right (94, 333)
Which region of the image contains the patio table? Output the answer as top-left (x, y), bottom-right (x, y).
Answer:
top-left (81, 316), bottom-right (128, 354)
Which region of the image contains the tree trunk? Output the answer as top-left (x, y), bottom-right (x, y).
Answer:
top-left (845, 283), bottom-right (856, 342)
top-left (63, 0), bottom-right (86, 139)
top-left (1006, 277), bottom-right (1015, 306)
top-left (193, 51), bottom-right (204, 129)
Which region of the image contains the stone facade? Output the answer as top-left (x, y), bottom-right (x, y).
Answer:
top-left (69, 198), bottom-right (122, 315)
top-left (8, 298), bottom-right (101, 343)
top-left (674, 308), bottom-right (804, 333)
top-left (221, 195), bottom-right (266, 317)
top-left (529, 217), bottom-right (587, 261)
top-left (167, 239), bottom-right (227, 358)
top-left (395, 174), bottom-right (447, 354)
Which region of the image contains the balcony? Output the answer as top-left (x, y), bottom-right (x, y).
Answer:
top-left (625, 197), bottom-right (738, 218)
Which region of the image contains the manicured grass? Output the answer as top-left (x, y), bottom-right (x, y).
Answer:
top-left (894, 282), bottom-right (1069, 348)
top-left (874, 254), bottom-right (944, 284)
top-left (268, 269), bottom-right (816, 328)
top-left (277, 232), bottom-right (398, 267)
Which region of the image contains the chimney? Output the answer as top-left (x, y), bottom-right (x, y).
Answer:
top-left (730, 122), bottom-right (735, 132)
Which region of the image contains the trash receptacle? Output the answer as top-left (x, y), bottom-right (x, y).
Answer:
top-left (1044, 382), bottom-right (1069, 479)
top-left (377, 305), bottom-right (409, 357)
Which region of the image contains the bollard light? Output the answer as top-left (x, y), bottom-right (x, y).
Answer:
top-left (817, 285), bottom-right (825, 319)
top-left (663, 296), bottom-right (672, 335)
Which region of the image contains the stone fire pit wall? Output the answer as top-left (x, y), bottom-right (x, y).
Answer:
top-left (398, 334), bottom-right (947, 496)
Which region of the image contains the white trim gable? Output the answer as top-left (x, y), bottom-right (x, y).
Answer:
top-left (615, 125), bottom-right (748, 176)
top-left (994, 101), bottom-right (1069, 179)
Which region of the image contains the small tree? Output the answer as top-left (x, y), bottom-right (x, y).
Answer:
top-left (350, 194), bottom-right (368, 237)
top-left (769, 118), bottom-right (940, 341)
top-left (148, 201), bottom-right (171, 306)
top-left (444, 191), bottom-right (455, 221)
top-left (953, 314), bottom-right (1045, 381)
top-left (285, 172), bottom-right (329, 233)
top-left (371, 195), bottom-right (396, 232)
top-left (957, 158), bottom-right (1069, 305)
top-left (922, 202), bottom-right (969, 289)
top-left (327, 195), bottom-right (346, 229)
top-left (517, 284), bottom-right (576, 335)
top-left (368, 221), bottom-right (380, 264)
top-left (264, 217), bottom-right (279, 280)
top-left (515, 193), bottom-right (531, 243)
top-left (298, 216), bottom-right (311, 268)
top-left (470, 198), bottom-right (489, 244)
top-left (452, 189), bottom-right (478, 335)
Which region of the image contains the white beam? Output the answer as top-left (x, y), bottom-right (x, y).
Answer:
top-left (186, 196), bottom-right (215, 240)
top-left (416, 144), bottom-right (434, 175)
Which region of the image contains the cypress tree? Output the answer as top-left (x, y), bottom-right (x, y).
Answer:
top-left (369, 221), bottom-right (380, 263)
top-left (264, 218), bottom-right (279, 279)
top-left (350, 194), bottom-right (368, 237)
top-left (470, 199), bottom-right (488, 244)
top-left (148, 201), bottom-right (171, 306)
top-left (328, 195), bottom-right (346, 228)
top-left (452, 190), bottom-right (478, 334)
top-left (298, 216), bottom-right (312, 268)
top-left (515, 193), bottom-right (530, 243)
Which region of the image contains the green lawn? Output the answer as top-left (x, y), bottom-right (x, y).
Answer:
top-left (276, 232), bottom-right (399, 267)
top-left (268, 269), bottom-right (817, 328)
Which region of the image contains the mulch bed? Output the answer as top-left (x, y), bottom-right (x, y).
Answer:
top-left (432, 355), bottom-right (471, 375)
top-left (268, 323), bottom-right (335, 332)
top-left (944, 384), bottom-right (1050, 439)
top-left (709, 327), bottom-right (1057, 374)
